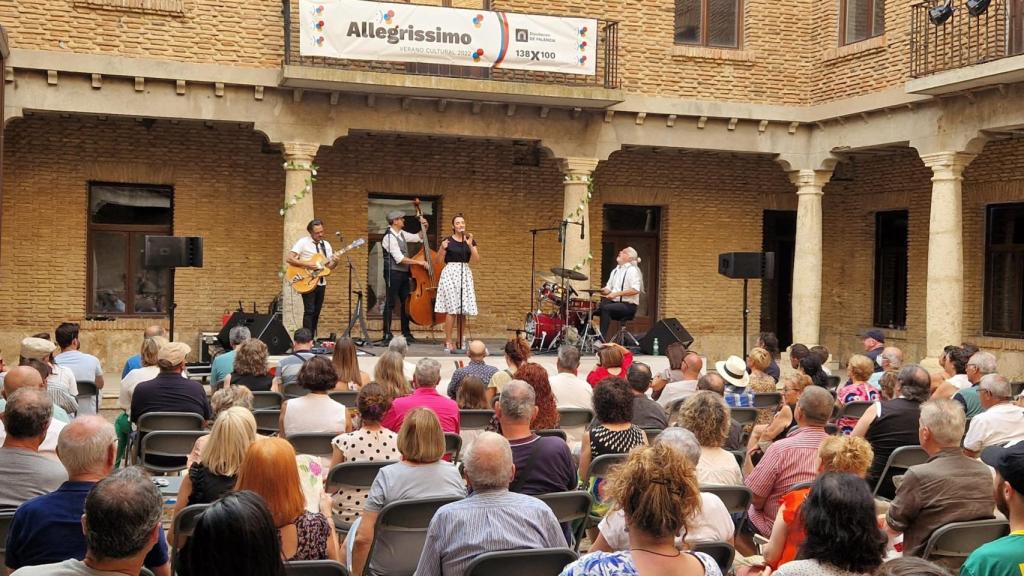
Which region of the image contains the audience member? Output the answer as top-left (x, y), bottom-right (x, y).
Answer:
top-left (487, 337), bottom-right (532, 403)
top-left (211, 325), bottom-right (249, 388)
top-left (119, 335), bottom-right (168, 413)
top-left (373, 350), bottom-right (412, 399)
top-left (121, 325), bottom-right (165, 378)
top-left (497, 380), bottom-right (576, 496)
top-left (654, 349), bottom-right (701, 409)
top-left (130, 342), bottom-right (210, 425)
top-left (931, 344), bottom-right (977, 399)
top-left (885, 399), bottom-right (994, 557)
top-left (717, 354), bottom-right (751, 396)
top-left (809, 345), bottom-right (832, 376)
top-left (654, 341), bottom-right (687, 384)
top-left (772, 473), bottom-right (886, 576)
top-left (836, 354), bottom-right (881, 434)
top-left (174, 407), bottom-right (256, 516)
top-left (53, 322), bottom-right (105, 409)
top-left (695, 373), bottom-right (745, 451)
top-left (350, 408), bottom-right (467, 576)
top-left (5, 417), bottom-right (170, 576)
top-left (417, 432), bottom-right (566, 576)
top-left (878, 370), bottom-right (899, 401)
top-left (852, 364), bottom-right (930, 498)
top-left (222, 338), bottom-right (272, 392)
top-left (746, 373), bottom-right (813, 455)
top-left (859, 329), bottom-right (886, 369)
top-left (332, 337), bottom-right (370, 390)
top-left (187, 385), bottom-right (257, 467)
top-left (184, 491), bottom-right (287, 576)
top-left (747, 347), bottom-right (778, 425)
top-left (592, 427), bottom-right (734, 552)
top-left (954, 351), bottom-right (998, 418)
top-left (798, 354), bottom-right (830, 389)
top-left (868, 346), bottom-right (903, 387)
top-left (455, 375), bottom-right (488, 409)
top-left (386, 335), bottom-right (416, 382)
top-left (280, 356), bottom-right (349, 437)
top-left (10, 467), bottom-right (164, 576)
top-left (744, 385), bottom-right (832, 536)
top-left (274, 328), bottom-right (316, 391)
top-left (382, 358), bottom-right (459, 433)
top-left (0, 388), bottom-right (67, 509)
top-left (19, 337), bottom-right (77, 416)
top-left (788, 343), bottom-right (810, 371)
top-left (446, 340), bottom-right (498, 400)
top-left (513, 362), bottom-right (560, 430)
top-left (235, 438), bottom-right (339, 562)
top-left (559, 443), bottom-right (723, 576)
top-left (757, 332), bottom-right (782, 381)
top-left (961, 442), bottom-right (1024, 576)
top-left (548, 345), bottom-right (593, 410)
top-left (586, 343), bottom-right (633, 388)
top-left (678, 391), bottom-right (742, 485)
top-left (328, 383), bottom-right (398, 525)
top-left (578, 377), bottom-right (648, 488)
top-left (625, 362), bottom-right (668, 429)
top-left (0, 365), bottom-right (69, 457)
top-left (963, 374), bottom-right (1024, 457)
top-left (874, 557), bottom-right (953, 576)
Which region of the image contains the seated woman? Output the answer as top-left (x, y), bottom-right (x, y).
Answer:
top-left (235, 438), bottom-right (340, 562)
top-left (559, 443), bottom-right (723, 576)
top-left (280, 355), bottom-right (350, 438)
top-left (223, 338), bottom-right (273, 392)
top-left (349, 408), bottom-right (467, 576)
top-left (744, 373), bottom-right (813, 473)
top-left (332, 337), bottom-right (371, 391)
top-left (373, 351), bottom-right (411, 400)
top-left (486, 337), bottom-right (531, 405)
top-left (455, 375), bottom-right (488, 409)
top-left (586, 343), bottom-right (633, 388)
top-left (328, 383), bottom-right (399, 525)
top-left (515, 362), bottom-right (560, 430)
top-left (185, 491), bottom-right (287, 576)
top-left (798, 354), bottom-right (830, 389)
top-left (187, 385), bottom-right (257, 467)
top-left (678, 391), bottom-right (743, 485)
top-left (174, 407), bottom-right (256, 515)
top-left (835, 354), bottom-right (880, 434)
top-left (771, 473), bottom-right (887, 576)
top-left (747, 347), bottom-right (778, 425)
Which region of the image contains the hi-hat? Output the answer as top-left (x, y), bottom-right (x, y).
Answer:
top-left (550, 267), bottom-right (588, 282)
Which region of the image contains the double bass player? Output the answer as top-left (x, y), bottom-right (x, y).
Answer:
top-left (380, 209), bottom-right (429, 344)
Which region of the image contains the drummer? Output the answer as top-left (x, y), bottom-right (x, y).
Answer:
top-left (598, 247), bottom-right (643, 339)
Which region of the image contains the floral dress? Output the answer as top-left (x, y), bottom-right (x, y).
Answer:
top-left (559, 551), bottom-right (722, 576)
top-left (836, 382), bottom-right (880, 434)
top-left (284, 511), bottom-right (332, 561)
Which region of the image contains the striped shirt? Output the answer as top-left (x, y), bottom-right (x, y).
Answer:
top-left (415, 490), bottom-right (567, 576)
top-left (745, 426), bottom-right (829, 536)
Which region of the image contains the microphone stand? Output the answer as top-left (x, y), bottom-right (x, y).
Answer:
top-left (338, 232), bottom-right (373, 351)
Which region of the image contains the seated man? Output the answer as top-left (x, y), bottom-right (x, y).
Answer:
top-left (130, 342), bottom-right (211, 425)
top-left (653, 351), bottom-right (701, 410)
top-left (416, 432), bottom-right (566, 576)
top-left (548, 345), bottom-right (593, 411)
top-left (382, 358), bottom-right (459, 434)
top-left (962, 442), bottom-right (1024, 576)
top-left (963, 374), bottom-right (1024, 457)
top-left (498, 380), bottom-right (576, 496)
top-left (11, 467), bottom-right (165, 576)
top-left (592, 427), bottom-right (734, 552)
top-left (121, 325), bottom-right (166, 378)
top-left (0, 366), bottom-right (70, 460)
top-left (53, 322), bottom-right (104, 415)
top-left (744, 386), bottom-right (832, 536)
top-left (626, 363), bottom-right (668, 429)
top-left (0, 388), bottom-right (68, 510)
top-left (5, 416), bottom-right (171, 576)
top-left (273, 328), bottom-right (316, 391)
top-left (885, 399), bottom-right (994, 557)
top-left (446, 340), bottom-right (499, 400)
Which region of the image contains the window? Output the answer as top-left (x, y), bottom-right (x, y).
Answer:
top-left (874, 210), bottom-right (908, 329)
top-left (841, 0), bottom-right (884, 45)
top-left (366, 195), bottom-right (440, 314)
top-left (88, 183), bottom-right (172, 316)
top-left (674, 0), bottom-right (741, 48)
top-left (985, 203), bottom-right (1024, 337)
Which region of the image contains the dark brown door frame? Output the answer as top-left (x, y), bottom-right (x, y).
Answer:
top-left (0, 26), bottom-right (8, 265)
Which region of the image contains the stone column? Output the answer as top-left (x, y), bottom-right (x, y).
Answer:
top-left (920, 151), bottom-right (975, 366)
top-left (557, 157), bottom-right (600, 289)
top-left (789, 169), bottom-right (832, 347)
top-left (281, 142), bottom-right (320, 334)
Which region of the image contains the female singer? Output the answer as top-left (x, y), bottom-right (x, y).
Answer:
top-left (435, 214), bottom-right (479, 353)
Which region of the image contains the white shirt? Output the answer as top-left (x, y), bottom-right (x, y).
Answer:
top-left (963, 402), bottom-right (1024, 452)
top-left (284, 394), bottom-right (347, 436)
top-left (697, 447), bottom-right (744, 486)
top-left (290, 236), bottom-right (334, 286)
top-left (382, 229), bottom-right (423, 265)
top-left (0, 417), bottom-right (66, 460)
top-left (603, 263), bottom-right (643, 306)
top-left (403, 360), bottom-right (416, 382)
top-left (598, 492), bottom-right (734, 550)
top-left (120, 365), bottom-right (160, 412)
top-left (49, 364), bottom-right (78, 397)
top-left (656, 379), bottom-right (698, 409)
top-left (947, 373), bottom-right (972, 390)
top-left (549, 372), bottom-right (593, 410)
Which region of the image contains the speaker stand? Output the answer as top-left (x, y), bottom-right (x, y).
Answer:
top-left (168, 268), bottom-right (177, 340)
top-left (742, 278), bottom-right (750, 359)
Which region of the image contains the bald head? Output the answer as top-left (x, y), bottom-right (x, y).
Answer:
top-left (796, 385), bottom-right (834, 426)
top-left (468, 340), bottom-right (487, 360)
top-left (3, 365), bottom-right (44, 398)
top-left (143, 325), bottom-right (166, 339)
top-left (698, 372), bottom-right (726, 395)
top-left (3, 387), bottom-right (52, 441)
top-left (463, 432), bottom-right (514, 491)
top-left (58, 416), bottom-right (116, 477)
top-left (682, 352), bottom-right (703, 380)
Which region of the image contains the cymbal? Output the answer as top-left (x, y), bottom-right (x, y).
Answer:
top-left (550, 267), bottom-right (588, 281)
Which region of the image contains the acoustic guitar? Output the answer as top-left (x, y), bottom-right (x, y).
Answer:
top-left (286, 238), bottom-right (365, 294)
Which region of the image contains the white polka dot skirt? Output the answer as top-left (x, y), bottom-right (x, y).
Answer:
top-left (434, 262), bottom-right (479, 316)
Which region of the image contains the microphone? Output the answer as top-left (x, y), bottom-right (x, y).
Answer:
top-left (558, 221), bottom-right (565, 244)
top-left (580, 220), bottom-right (585, 240)
top-left (335, 231), bottom-right (343, 242)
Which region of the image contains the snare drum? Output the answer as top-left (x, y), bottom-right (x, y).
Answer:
top-left (525, 312), bottom-right (563, 349)
top-left (568, 298), bottom-right (596, 314)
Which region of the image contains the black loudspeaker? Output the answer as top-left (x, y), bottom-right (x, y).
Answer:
top-left (639, 318), bottom-right (695, 355)
top-left (216, 312), bottom-right (293, 355)
top-left (718, 252), bottom-right (774, 280)
top-left (144, 236), bottom-right (204, 268)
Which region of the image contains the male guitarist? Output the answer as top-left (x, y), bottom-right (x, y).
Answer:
top-left (286, 219), bottom-right (338, 337)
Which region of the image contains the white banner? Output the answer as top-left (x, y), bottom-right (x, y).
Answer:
top-left (299, 0), bottom-right (597, 75)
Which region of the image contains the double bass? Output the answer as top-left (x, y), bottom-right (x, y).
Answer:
top-left (407, 198), bottom-right (446, 327)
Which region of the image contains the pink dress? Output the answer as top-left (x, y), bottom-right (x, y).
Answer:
top-left (836, 382), bottom-right (879, 434)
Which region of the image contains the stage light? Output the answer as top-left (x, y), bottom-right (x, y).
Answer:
top-left (929, 1), bottom-right (954, 24)
top-left (967, 0), bottom-right (991, 16)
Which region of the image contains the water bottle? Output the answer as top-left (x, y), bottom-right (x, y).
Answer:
top-left (652, 338), bottom-right (660, 356)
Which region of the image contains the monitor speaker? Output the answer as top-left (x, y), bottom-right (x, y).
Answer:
top-left (216, 312), bottom-right (292, 356)
top-left (718, 252), bottom-right (774, 280)
top-left (639, 318), bottom-right (695, 355)
top-left (144, 236), bottom-right (204, 268)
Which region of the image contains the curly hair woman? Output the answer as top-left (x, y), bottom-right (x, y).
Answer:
top-left (224, 338), bottom-right (272, 392)
top-left (514, 362), bottom-right (560, 430)
top-left (678, 391), bottom-right (742, 485)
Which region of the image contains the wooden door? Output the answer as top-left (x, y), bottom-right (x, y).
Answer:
top-left (601, 205), bottom-right (661, 334)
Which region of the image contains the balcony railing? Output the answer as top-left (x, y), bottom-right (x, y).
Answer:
top-left (910, 0), bottom-right (1022, 77)
top-left (282, 0), bottom-right (620, 89)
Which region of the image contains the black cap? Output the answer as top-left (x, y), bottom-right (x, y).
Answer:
top-left (858, 328), bottom-right (885, 343)
top-left (981, 441), bottom-right (1024, 494)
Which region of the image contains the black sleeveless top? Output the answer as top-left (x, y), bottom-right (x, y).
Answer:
top-left (229, 373), bottom-right (273, 392)
top-left (187, 463), bottom-right (237, 505)
top-left (443, 236), bottom-right (476, 263)
top-left (865, 397), bottom-right (922, 495)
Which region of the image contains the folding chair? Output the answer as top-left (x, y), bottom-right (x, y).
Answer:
top-left (752, 392), bottom-right (782, 412)
top-left (171, 503), bottom-right (210, 573)
top-left (255, 409), bottom-right (281, 435)
top-left (287, 433), bottom-right (337, 459)
top-left (838, 400), bottom-right (874, 420)
top-left (536, 491), bottom-right (592, 551)
top-left (75, 380), bottom-right (101, 413)
top-left (465, 548), bottom-right (579, 576)
top-left (729, 407), bottom-right (758, 427)
top-left (284, 382), bottom-right (309, 398)
top-left (701, 484), bottom-right (753, 515)
top-left (326, 461), bottom-right (393, 534)
top-left (285, 560), bottom-right (350, 575)
top-left (329, 391), bottom-right (358, 408)
top-left (692, 541), bottom-right (736, 574)
top-left (0, 510), bottom-right (15, 569)
top-left (252, 391), bottom-right (284, 411)
top-left (140, 568), bottom-right (155, 576)
top-left (459, 409), bottom-right (495, 430)
top-left (444, 432), bottom-right (463, 462)
top-left (642, 428), bottom-right (664, 445)
top-left (556, 408), bottom-right (594, 429)
top-left (873, 445), bottom-right (930, 500)
top-left (363, 496), bottom-right (463, 576)
top-left (921, 518), bottom-right (1009, 571)
top-left (534, 429), bottom-right (568, 442)
top-left (140, 430), bottom-right (207, 474)
top-left (128, 411), bottom-right (206, 467)
top-left (583, 453), bottom-right (628, 526)
top-left (825, 375), bottom-right (841, 390)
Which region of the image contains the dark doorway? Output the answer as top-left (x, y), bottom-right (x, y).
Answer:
top-left (1012, 0), bottom-right (1024, 56)
top-left (761, 210), bottom-right (796, 349)
top-left (601, 205), bottom-right (661, 333)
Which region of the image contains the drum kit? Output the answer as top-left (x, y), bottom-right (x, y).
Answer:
top-left (524, 266), bottom-right (602, 353)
